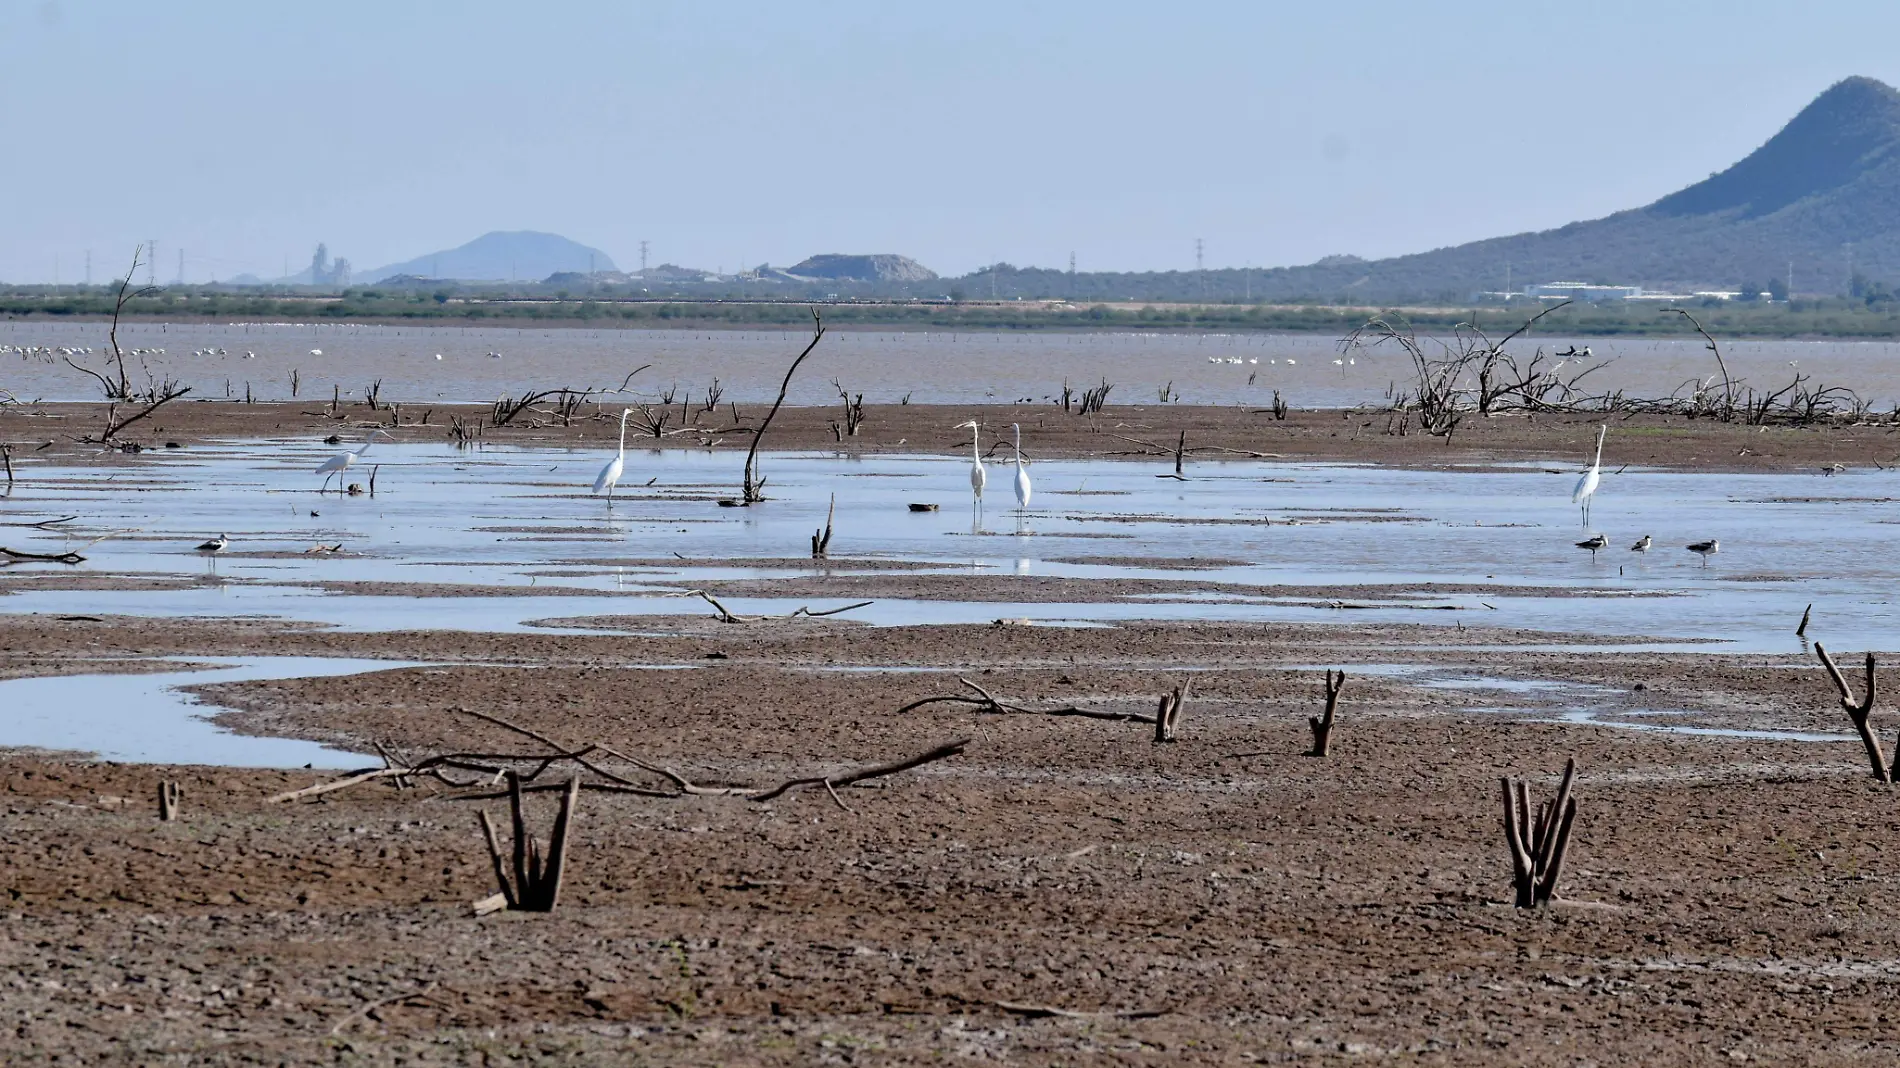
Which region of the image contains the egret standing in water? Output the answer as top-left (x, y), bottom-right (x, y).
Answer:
top-left (1572, 424), bottom-right (1606, 528)
top-left (316, 430), bottom-right (391, 494)
top-left (956, 420), bottom-right (986, 523)
top-left (594, 408), bottom-right (634, 502)
top-left (1011, 423), bottom-right (1032, 532)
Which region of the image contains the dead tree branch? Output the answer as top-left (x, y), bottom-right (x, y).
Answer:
top-left (742, 309), bottom-right (825, 502)
top-left (1815, 642), bottom-right (1894, 782)
top-left (895, 676), bottom-right (1158, 724)
top-left (475, 773), bottom-right (580, 913)
top-left (1500, 757), bottom-right (1579, 908)
top-left (811, 494), bottom-right (835, 559)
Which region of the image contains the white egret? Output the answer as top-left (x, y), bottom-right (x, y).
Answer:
top-left (1572, 425), bottom-right (1606, 527)
top-left (1687, 539), bottom-right (1720, 566)
top-left (956, 420), bottom-right (986, 518)
top-left (316, 430), bottom-right (391, 493)
top-left (1011, 423), bottom-right (1032, 527)
top-left (1576, 533), bottom-right (1607, 560)
top-left (594, 408), bottom-right (633, 501)
top-left (1630, 534), bottom-right (1652, 552)
top-left (195, 534), bottom-right (229, 554)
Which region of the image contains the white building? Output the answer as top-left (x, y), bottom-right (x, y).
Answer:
top-left (1523, 281), bottom-right (1644, 301)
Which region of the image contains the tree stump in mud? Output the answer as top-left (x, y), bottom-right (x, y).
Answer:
top-left (1153, 679), bottom-right (1190, 743)
top-left (1309, 670), bottom-right (1345, 757)
top-left (476, 772), bottom-right (581, 913)
top-left (1500, 758), bottom-right (1578, 909)
top-left (157, 781), bottom-right (181, 821)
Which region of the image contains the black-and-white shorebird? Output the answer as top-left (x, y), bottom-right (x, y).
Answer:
top-left (1576, 533), bottom-right (1608, 559)
top-left (1686, 538), bottom-right (1719, 565)
top-left (195, 534), bottom-right (229, 554)
top-left (1630, 534), bottom-right (1652, 552)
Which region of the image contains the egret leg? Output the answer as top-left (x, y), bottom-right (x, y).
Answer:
top-left (321, 473), bottom-right (335, 495)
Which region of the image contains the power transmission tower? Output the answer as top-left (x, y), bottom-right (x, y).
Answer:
top-left (85, 250), bottom-right (91, 287)
top-left (147, 241), bottom-right (158, 286)
top-left (1069, 251), bottom-right (1076, 298)
top-left (639, 240), bottom-right (649, 276)
top-left (1195, 238), bottom-right (1204, 299)
top-left (177, 249), bottom-right (185, 285)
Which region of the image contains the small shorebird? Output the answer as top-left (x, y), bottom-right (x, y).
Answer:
top-left (195, 534), bottom-right (229, 554)
top-left (1686, 539), bottom-right (1719, 565)
top-left (1576, 533), bottom-right (1608, 560)
top-left (1630, 534), bottom-right (1652, 552)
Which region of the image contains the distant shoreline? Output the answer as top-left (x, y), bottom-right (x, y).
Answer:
top-left (8, 295), bottom-right (1900, 340)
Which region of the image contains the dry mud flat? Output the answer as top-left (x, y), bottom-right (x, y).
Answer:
top-left (6, 616), bottom-right (1900, 1064)
top-left (4, 399), bottom-right (1900, 471)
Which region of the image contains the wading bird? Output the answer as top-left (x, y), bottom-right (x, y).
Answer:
top-left (594, 408), bottom-right (634, 501)
top-left (195, 534), bottom-right (228, 554)
top-left (1630, 534), bottom-right (1652, 553)
top-left (956, 420), bottom-right (987, 519)
top-left (1011, 423), bottom-right (1032, 528)
top-left (1572, 425), bottom-right (1606, 527)
top-left (316, 430), bottom-right (391, 494)
top-left (1687, 538), bottom-right (1720, 566)
top-left (1576, 533), bottom-right (1608, 560)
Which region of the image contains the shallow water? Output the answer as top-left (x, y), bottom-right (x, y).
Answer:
top-left (6, 321), bottom-right (1900, 409)
top-left (3, 440), bottom-right (1898, 765)
top-left (0, 440), bottom-right (1896, 651)
top-left (0, 656), bottom-right (393, 766)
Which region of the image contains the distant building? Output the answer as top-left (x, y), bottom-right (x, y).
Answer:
top-left (1523, 281), bottom-right (1644, 301)
top-left (307, 244), bottom-right (351, 287)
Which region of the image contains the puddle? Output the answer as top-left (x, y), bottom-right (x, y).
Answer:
top-left (0, 657), bottom-right (410, 767)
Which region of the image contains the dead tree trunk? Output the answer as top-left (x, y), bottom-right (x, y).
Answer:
top-left (742, 309), bottom-right (825, 503)
top-left (475, 772), bottom-right (581, 913)
top-left (1153, 678), bottom-right (1190, 743)
top-left (811, 493), bottom-right (835, 559)
top-left (1309, 669), bottom-right (1345, 756)
top-left (1500, 758), bottom-right (1578, 908)
top-left (1815, 642), bottom-right (1894, 782)
top-left (157, 781), bottom-right (181, 821)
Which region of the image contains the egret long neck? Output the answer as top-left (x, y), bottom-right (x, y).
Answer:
top-left (1013, 425), bottom-right (1022, 462)
top-left (618, 411), bottom-right (630, 455)
top-left (971, 425), bottom-right (980, 460)
top-left (1592, 428), bottom-right (1605, 467)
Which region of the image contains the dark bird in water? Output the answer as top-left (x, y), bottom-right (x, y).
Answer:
top-left (1576, 533), bottom-right (1608, 559)
top-left (1630, 534), bottom-right (1652, 552)
top-left (1687, 539), bottom-right (1719, 565)
top-left (195, 534), bottom-right (229, 554)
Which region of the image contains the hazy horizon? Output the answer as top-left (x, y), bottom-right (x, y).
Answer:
top-left (5, 0), bottom-right (1898, 284)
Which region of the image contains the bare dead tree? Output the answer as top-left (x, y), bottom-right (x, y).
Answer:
top-left (474, 773), bottom-right (580, 914)
top-left (701, 377), bottom-right (725, 413)
top-left (63, 245), bottom-right (157, 400)
top-left (96, 379), bottom-right (192, 442)
top-left (833, 379), bottom-right (865, 436)
top-left (1077, 377), bottom-right (1114, 416)
top-left (1271, 390), bottom-right (1289, 420)
top-left (363, 378), bottom-right (383, 411)
top-left (742, 309), bottom-right (825, 503)
top-left (1309, 669), bottom-right (1345, 756)
top-left (1500, 757), bottom-right (1579, 908)
top-left (1671, 308), bottom-right (1736, 422)
top-left (1815, 642), bottom-right (1895, 782)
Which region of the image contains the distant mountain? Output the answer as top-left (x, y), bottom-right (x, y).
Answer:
top-left (360, 231), bottom-right (617, 284)
top-left (783, 254), bottom-right (937, 283)
top-left (1227, 76), bottom-right (1900, 300)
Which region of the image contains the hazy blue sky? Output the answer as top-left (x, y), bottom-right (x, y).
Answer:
top-left (3, 1), bottom-right (1895, 282)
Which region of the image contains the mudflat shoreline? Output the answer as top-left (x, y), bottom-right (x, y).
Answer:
top-left (4, 398), bottom-right (1896, 473)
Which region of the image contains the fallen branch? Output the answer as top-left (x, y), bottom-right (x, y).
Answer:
top-left (994, 1001), bottom-right (1169, 1021)
top-left (895, 676), bottom-right (1158, 724)
top-left (672, 588), bottom-right (872, 624)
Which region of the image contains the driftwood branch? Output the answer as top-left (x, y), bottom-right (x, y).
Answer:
top-left (673, 588), bottom-right (872, 624)
top-left (894, 676), bottom-right (1158, 724)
